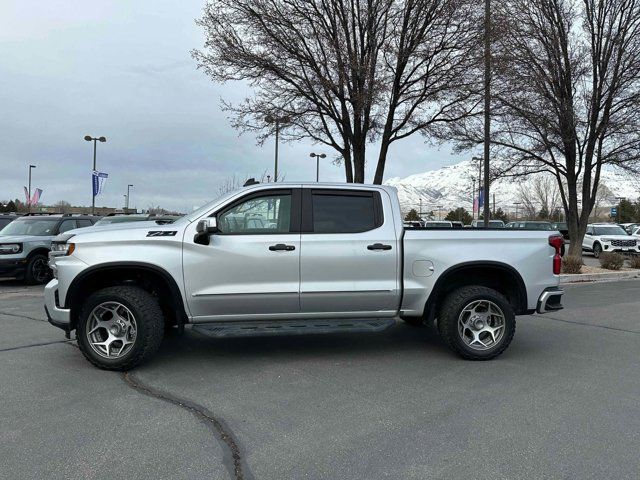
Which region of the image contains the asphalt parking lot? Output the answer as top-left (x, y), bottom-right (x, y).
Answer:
top-left (1, 280), bottom-right (640, 480)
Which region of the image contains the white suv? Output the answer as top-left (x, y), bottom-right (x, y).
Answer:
top-left (582, 223), bottom-right (640, 258)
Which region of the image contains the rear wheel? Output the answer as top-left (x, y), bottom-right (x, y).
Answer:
top-left (24, 254), bottom-right (51, 285)
top-left (437, 286), bottom-right (515, 360)
top-left (77, 286), bottom-right (164, 370)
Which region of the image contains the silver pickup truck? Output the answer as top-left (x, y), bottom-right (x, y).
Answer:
top-left (45, 183), bottom-right (564, 370)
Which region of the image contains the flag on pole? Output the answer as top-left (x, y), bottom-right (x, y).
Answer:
top-left (31, 188), bottom-right (43, 205)
top-left (473, 187), bottom-right (484, 214)
top-left (92, 171), bottom-right (109, 196)
top-left (23, 186), bottom-right (30, 205)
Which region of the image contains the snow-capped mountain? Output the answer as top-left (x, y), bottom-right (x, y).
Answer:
top-left (385, 159), bottom-right (640, 214)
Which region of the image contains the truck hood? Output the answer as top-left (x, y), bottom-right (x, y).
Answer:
top-left (0, 235), bottom-right (52, 243)
top-left (54, 221), bottom-right (185, 243)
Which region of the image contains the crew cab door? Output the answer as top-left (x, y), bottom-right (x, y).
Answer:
top-left (183, 188), bottom-right (301, 321)
top-left (299, 188), bottom-right (399, 316)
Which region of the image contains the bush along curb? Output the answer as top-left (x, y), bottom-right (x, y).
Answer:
top-left (560, 270), bottom-right (640, 284)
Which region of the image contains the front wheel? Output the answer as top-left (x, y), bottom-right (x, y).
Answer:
top-left (24, 254), bottom-right (51, 285)
top-left (77, 286), bottom-right (164, 370)
top-left (593, 243), bottom-right (602, 258)
top-left (437, 286), bottom-right (515, 360)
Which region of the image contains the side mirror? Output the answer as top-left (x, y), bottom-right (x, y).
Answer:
top-left (194, 217), bottom-right (218, 245)
top-left (197, 217), bottom-right (218, 234)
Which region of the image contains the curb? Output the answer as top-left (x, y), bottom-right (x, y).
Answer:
top-left (560, 271), bottom-right (640, 284)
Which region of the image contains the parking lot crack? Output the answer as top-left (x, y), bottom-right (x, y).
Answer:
top-left (122, 372), bottom-right (251, 480)
top-left (541, 315), bottom-right (640, 334)
top-left (0, 310), bottom-right (47, 322)
top-left (0, 339), bottom-right (74, 352)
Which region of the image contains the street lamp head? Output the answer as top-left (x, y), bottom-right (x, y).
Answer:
top-left (29, 164), bottom-right (36, 168)
top-left (319, 154), bottom-right (326, 158)
top-left (84, 135), bottom-right (92, 141)
top-left (98, 136), bottom-right (106, 142)
top-left (128, 184), bottom-right (134, 187)
top-left (310, 153), bottom-right (316, 158)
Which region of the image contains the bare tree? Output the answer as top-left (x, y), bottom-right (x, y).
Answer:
top-left (452, 0), bottom-right (640, 255)
top-left (193, 0), bottom-right (478, 184)
top-left (517, 175), bottom-right (562, 219)
top-left (217, 170), bottom-right (273, 196)
top-left (55, 200), bottom-right (72, 214)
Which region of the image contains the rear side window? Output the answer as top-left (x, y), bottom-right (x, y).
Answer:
top-left (77, 219), bottom-right (92, 228)
top-left (310, 191), bottom-right (381, 233)
top-left (57, 219), bottom-right (77, 233)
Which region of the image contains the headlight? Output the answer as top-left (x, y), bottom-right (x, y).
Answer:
top-left (50, 242), bottom-right (75, 256)
top-left (0, 243), bottom-right (22, 254)
top-left (601, 237), bottom-right (611, 242)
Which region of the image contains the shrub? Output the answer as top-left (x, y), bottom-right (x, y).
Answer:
top-left (599, 252), bottom-right (624, 270)
top-left (628, 255), bottom-right (640, 269)
top-left (562, 255), bottom-right (583, 274)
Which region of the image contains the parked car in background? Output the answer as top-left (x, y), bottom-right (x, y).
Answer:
top-left (509, 221), bottom-right (555, 230)
top-left (550, 222), bottom-right (569, 241)
top-left (93, 214), bottom-right (180, 227)
top-left (582, 223), bottom-right (639, 258)
top-left (0, 214), bottom-right (99, 284)
top-left (451, 221), bottom-right (464, 228)
top-left (620, 223), bottom-right (640, 235)
top-left (422, 220), bottom-right (453, 228)
top-left (0, 214), bottom-right (19, 230)
top-left (470, 220), bottom-right (505, 228)
top-left (403, 220), bottom-right (423, 228)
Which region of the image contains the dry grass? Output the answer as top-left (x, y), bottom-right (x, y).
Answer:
top-left (627, 255), bottom-right (640, 269)
top-left (599, 252), bottom-right (624, 270)
top-left (562, 255), bottom-right (583, 274)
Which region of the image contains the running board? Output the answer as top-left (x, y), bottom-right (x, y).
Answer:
top-left (191, 318), bottom-right (397, 338)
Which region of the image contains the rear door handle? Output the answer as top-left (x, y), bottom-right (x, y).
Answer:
top-left (367, 243), bottom-right (392, 251)
top-left (269, 244), bottom-right (295, 251)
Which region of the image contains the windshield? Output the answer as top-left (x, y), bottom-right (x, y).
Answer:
top-left (0, 219), bottom-right (13, 229)
top-left (94, 216), bottom-right (149, 226)
top-left (594, 226), bottom-right (627, 236)
top-left (0, 218), bottom-right (59, 236)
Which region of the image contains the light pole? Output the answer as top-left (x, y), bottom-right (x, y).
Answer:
top-left (514, 202), bottom-right (522, 221)
top-left (309, 153), bottom-right (327, 182)
top-left (84, 135), bottom-right (107, 214)
top-left (126, 184), bottom-right (133, 211)
top-left (264, 115), bottom-right (289, 182)
top-left (483, 0), bottom-right (491, 228)
top-left (437, 205), bottom-right (443, 221)
top-left (27, 164), bottom-right (36, 213)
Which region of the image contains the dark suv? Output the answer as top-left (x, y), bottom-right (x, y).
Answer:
top-left (0, 214), bottom-right (100, 284)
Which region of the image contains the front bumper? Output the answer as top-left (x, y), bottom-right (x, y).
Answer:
top-left (0, 258), bottom-right (27, 278)
top-left (536, 287), bottom-right (564, 313)
top-left (44, 279), bottom-right (72, 331)
top-left (602, 244), bottom-right (640, 254)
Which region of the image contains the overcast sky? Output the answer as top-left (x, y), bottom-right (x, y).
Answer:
top-left (0, 0), bottom-right (467, 213)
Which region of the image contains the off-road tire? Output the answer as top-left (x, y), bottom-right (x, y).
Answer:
top-left (77, 286), bottom-right (164, 371)
top-left (24, 253), bottom-right (51, 285)
top-left (437, 285), bottom-right (515, 360)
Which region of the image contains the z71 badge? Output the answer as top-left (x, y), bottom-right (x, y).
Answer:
top-left (146, 231), bottom-right (177, 237)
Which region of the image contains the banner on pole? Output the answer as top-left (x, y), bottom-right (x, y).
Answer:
top-left (92, 171), bottom-right (109, 197)
top-left (23, 186), bottom-right (30, 205)
top-left (31, 188), bottom-right (42, 205)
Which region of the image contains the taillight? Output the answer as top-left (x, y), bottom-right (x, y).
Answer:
top-left (549, 235), bottom-right (563, 274)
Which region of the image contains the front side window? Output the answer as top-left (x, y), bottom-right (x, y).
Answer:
top-left (218, 193), bottom-right (291, 234)
top-left (311, 193), bottom-right (378, 233)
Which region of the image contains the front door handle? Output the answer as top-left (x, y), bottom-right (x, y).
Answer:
top-left (269, 244), bottom-right (295, 251)
top-left (367, 243), bottom-right (392, 251)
